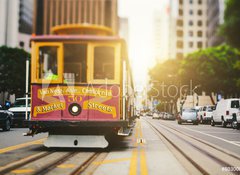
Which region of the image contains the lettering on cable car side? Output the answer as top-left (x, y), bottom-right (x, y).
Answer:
top-left (38, 87), bottom-right (112, 98)
top-left (33, 86), bottom-right (118, 118)
top-left (84, 101), bottom-right (116, 118)
top-left (34, 102), bottom-right (65, 116)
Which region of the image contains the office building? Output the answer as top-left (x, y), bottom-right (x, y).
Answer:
top-left (34, 0), bottom-right (118, 35)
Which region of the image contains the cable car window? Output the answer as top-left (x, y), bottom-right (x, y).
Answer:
top-left (94, 46), bottom-right (114, 80)
top-left (38, 46), bottom-right (58, 80)
top-left (64, 44), bottom-right (87, 83)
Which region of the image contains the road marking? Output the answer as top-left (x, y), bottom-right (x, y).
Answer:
top-left (129, 120), bottom-right (148, 175)
top-left (205, 131), bottom-right (240, 134)
top-left (57, 164), bottom-right (76, 168)
top-left (93, 158), bottom-right (131, 165)
top-left (0, 138), bottom-right (45, 154)
top-left (129, 149), bottom-right (138, 175)
top-left (182, 127), bottom-right (240, 147)
top-left (140, 149), bottom-right (148, 175)
top-left (11, 169), bottom-right (34, 174)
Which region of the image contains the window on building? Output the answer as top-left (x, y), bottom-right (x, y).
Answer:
top-left (189, 42), bottom-right (194, 48)
top-left (189, 0), bottom-right (193, 4)
top-left (94, 46), bottom-right (115, 80)
top-left (177, 30), bottom-right (183, 37)
top-left (197, 31), bottom-right (203, 37)
top-left (189, 31), bottom-right (193, 37)
top-left (198, 10), bottom-right (202, 16)
top-left (197, 42), bottom-right (203, 48)
top-left (189, 10), bottom-right (193, 15)
top-left (177, 20), bottom-right (183, 26)
top-left (179, 0), bottom-right (183, 5)
top-left (177, 41), bottom-right (183, 49)
top-left (197, 21), bottom-right (202, 26)
top-left (198, 0), bottom-right (202, 4)
top-left (189, 20), bottom-right (193, 26)
top-left (179, 9), bottom-right (183, 16)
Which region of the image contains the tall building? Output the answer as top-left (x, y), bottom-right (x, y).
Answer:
top-left (176, 0), bottom-right (208, 59)
top-left (0, 0), bottom-right (33, 51)
top-left (207, 0), bottom-right (225, 47)
top-left (34, 0), bottom-right (118, 35)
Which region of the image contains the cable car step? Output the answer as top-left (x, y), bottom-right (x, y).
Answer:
top-left (118, 127), bottom-right (132, 136)
top-left (44, 135), bottom-right (108, 148)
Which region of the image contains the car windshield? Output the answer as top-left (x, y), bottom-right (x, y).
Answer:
top-left (206, 106), bottom-right (215, 111)
top-left (13, 99), bottom-right (31, 107)
top-left (183, 109), bottom-right (196, 112)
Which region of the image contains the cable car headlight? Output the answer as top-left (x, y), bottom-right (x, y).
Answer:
top-left (69, 103), bottom-right (82, 116)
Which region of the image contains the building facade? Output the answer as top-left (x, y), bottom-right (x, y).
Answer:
top-left (0, 0), bottom-right (33, 51)
top-left (34, 0), bottom-right (118, 35)
top-left (207, 0), bottom-right (225, 47)
top-left (176, 0), bottom-right (208, 59)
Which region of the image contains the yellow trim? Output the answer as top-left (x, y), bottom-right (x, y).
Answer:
top-left (51, 24), bottom-right (114, 36)
top-left (32, 42), bottom-right (63, 84)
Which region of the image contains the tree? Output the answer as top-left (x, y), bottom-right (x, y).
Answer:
top-left (220, 0), bottom-right (240, 49)
top-left (0, 46), bottom-right (30, 97)
top-left (148, 59), bottom-right (181, 113)
top-left (179, 44), bottom-right (240, 97)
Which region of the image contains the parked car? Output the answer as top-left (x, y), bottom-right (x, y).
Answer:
top-left (152, 112), bottom-right (160, 119)
top-left (0, 105), bottom-right (13, 131)
top-left (8, 97), bottom-right (31, 127)
top-left (211, 98), bottom-right (240, 127)
top-left (198, 105), bottom-right (215, 124)
top-left (163, 113), bottom-right (175, 120)
top-left (177, 108), bottom-right (198, 125)
top-left (232, 111), bottom-right (240, 129)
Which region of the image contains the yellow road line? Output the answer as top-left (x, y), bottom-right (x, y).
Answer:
top-left (57, 164), bottom-right (76, 169)
top-left (11, 169), bottom-right (34, 174)
top-left (129, 149), bottom-right (138, 175)
top-left (140, 149), bottom-right (148, 175)
top-left (0, 138), bottom-right (45, 154)
top-left (93, 157), bottom-right (131, 165)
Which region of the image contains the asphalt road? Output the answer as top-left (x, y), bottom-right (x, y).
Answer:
top-left (0, 117), bottom-right (239, 175)
top-left (148, 117), bottom-right (240, 156)
top-left (0, 128), bottom-right (47, 149)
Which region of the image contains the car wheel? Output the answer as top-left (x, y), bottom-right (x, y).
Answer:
top-left (211, 118), bottom-right (215, 126)
top-left (3, 119), bottom-right (11, 131)
top-left (194, 121), bottom-right (199, 125)
top-left (222, 120), bottom-right (227, 128)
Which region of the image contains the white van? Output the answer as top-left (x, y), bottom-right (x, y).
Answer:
top-left (8, 97), bottom-right (31, 126)
top-left (211, 98), bottom-right (240, 127)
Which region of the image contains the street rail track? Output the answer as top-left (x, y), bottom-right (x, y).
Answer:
top-left (144, 119), bottom-right (240, 175)
top-left (0, 149), bottom-right (106, 175)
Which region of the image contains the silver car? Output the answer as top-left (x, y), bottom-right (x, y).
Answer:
top-left (178, 108), bottom-right (198, 125)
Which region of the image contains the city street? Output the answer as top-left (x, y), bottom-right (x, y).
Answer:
top-left (0, 117), bottom-right (240, 175)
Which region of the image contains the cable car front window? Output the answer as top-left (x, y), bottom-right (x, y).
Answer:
top-left (94, 46), bottom-right (114, 80)
top-left (64, 44), bottom-right (87, 83)
top-left (38, 46), bottom-right (58, 80)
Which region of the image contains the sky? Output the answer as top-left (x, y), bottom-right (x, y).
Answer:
top-left (118, 0), bottom-right (169, 90)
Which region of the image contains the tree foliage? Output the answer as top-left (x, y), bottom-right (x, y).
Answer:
top-left (0, 46), bottom-right (30, 96)
top-left (180, 44), bottom-right (240, 96)
top-left (148, 44), bottom-right (240, 105)
top-left (220, 0), bottom-right (240, 48)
